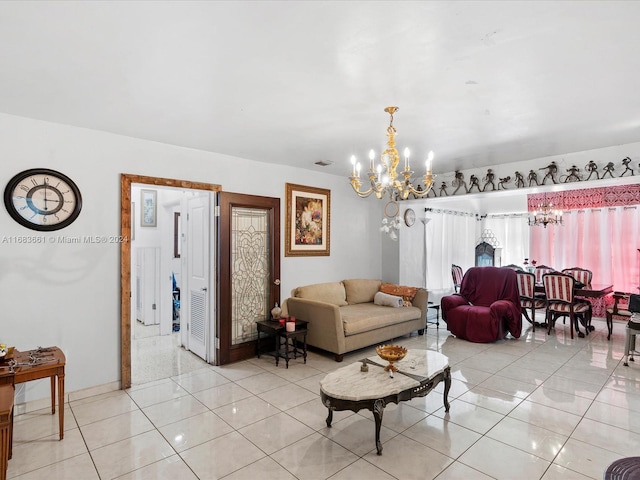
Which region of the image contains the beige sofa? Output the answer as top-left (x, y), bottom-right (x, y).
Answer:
top-left (283, 279), bottom-right (428, 361)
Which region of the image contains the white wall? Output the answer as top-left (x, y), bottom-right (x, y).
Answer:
top-left (0, 112), bottom-right (381, 403)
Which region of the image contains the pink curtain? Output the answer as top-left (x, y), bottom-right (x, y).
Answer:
top-left (529, 185), bottom-right (640, 316)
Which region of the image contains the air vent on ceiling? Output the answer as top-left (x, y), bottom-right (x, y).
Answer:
top-left (314, 160), bottom-right (333, 167)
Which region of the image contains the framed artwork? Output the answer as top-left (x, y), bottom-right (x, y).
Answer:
top-left (140, 189), bottom-right (157, 227)
top-left (285, 183), bottom-right (331, 256)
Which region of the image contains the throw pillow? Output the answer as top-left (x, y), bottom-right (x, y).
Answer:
top-left (380, 283), bottom-right (418, 307)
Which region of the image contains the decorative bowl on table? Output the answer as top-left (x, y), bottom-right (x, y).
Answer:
top-left (376, 345), bottom-right (407, 373)
top-left (0, 345), bottom-right (14, 360)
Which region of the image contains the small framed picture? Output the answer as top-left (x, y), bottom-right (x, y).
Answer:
top-left (140, 189), bottom-right (157, 227)
top-left (285, 183), bottom-right (331, 256)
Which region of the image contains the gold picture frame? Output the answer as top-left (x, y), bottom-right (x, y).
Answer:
top-left (285, 183), bottom-right (331, 257)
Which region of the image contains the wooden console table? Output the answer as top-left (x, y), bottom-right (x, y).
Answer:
top-left (0, 347), bottom-right (66, 441)
top-left (0, 383), bottom-right (14, 480)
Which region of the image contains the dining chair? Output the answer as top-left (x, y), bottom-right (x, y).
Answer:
top-left (503, 264), bottom-right (523, 271)
top-left (562, 267), bottom-right (595, 332)
top-left (451, 264), bottom-right (464, 293)
top-left (561, 267), bottom-right (593, 288)
top-left (606, 292), bottom-right (632, 341)
top-left (623, 294), bottom-right (640, 366)
top-left (543, 272), bottom-right (592, 339)
top-left (516, 271), bottom-right (546, 332)
top-left (534, 265), bottom-right (555, 284)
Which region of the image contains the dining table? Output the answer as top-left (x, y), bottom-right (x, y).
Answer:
top-left (534, 283), bottom-right (613, 336)
top-left (534, 283), bottom-right (613, 298)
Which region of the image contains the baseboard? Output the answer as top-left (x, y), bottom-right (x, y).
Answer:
top-left (13, 380), bottom-right (121, 415)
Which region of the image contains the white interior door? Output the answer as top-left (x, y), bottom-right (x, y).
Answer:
top-left (187, 193), bottom-right (209, 360)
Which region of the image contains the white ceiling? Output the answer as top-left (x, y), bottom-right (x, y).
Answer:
top-left (1, 1), bottom-right (640, 177)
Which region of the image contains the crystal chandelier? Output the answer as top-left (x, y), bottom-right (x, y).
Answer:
top-left (529, 196), bottom-right (563, 228)
top-left (349, 106), bottom-right (435, 200)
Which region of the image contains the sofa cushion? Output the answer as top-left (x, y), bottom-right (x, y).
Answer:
top-left (294, 281), bottom-right (347, 306)
top-left (341, 304), bottom-right (422, 336)
top-left (343, 279), bottom-right (382, 305)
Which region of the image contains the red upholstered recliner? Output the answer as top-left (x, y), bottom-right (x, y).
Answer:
top-left (441, 266), bottom-right (522, 342)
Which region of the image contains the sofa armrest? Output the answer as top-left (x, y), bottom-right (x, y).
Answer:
top-left (412, 288), bottom-right (429, 323)
top-left (284, 297), bottom-right (346, 355)
top-left (441, 294), bottom-right (469, 321)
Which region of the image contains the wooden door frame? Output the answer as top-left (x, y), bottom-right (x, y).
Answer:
top-left (120, 174), bottom-right (221, 390)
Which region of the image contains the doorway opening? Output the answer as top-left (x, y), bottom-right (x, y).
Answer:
top-left (120, 174), bottom-right (220, 390)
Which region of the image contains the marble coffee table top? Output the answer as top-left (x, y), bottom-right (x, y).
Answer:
top-left (320, 349), bottom-right (449, 402)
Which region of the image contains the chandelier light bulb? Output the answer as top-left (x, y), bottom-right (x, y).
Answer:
top-left (426, 150), bottom-right (434, 172)
top-left (404, 147), bottom-right (410, 170)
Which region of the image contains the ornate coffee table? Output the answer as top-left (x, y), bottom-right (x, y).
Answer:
top-left (320, 349), bottom-right (450, 455)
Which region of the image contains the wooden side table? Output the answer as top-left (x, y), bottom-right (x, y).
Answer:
top-left (277, 320), bottom-right (308, 368)
top-left (255, 320), bottom-right (308, 368)
top-left (256, 320), bottom-right (281, 361)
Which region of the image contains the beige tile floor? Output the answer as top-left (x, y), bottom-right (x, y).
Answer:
top-left (6, 316), bottom-right (640, 479)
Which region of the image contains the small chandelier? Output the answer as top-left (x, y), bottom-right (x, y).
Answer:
top-left (349, 106), bottom-right (435, 200)
top-left (529, 196), bottom-right (563, 228)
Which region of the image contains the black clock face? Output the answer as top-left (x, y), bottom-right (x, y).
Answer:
top-left (4, 168), bottom-right (82, 231)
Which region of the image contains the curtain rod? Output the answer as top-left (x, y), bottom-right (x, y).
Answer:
top-left (424, 207), bottom-right (476, 217)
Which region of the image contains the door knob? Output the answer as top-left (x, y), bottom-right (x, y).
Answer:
top-left (274, 279), bottom-right (281, 286)
top-left (201, 287), bottom-right (208, 292)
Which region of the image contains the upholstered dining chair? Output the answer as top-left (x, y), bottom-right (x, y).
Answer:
top-left (606, 292), bottom-right (632, 341)
top-left (562, 267), bottom-right (595, 332)
top-left (534, 265), bottom-right (555, 284)
top-left (561, 267), bottom-right (593, 288)
top-left (503, 264), bottom-right (523, 271)
top-left (451, 264), bottom-right (464, 293)
top-left (543, 272), bottom-right (592, 339)
top-left (516, 271), bottom-right (546, 332)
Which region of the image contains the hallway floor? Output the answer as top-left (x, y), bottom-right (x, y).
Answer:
top-left (6, 316), bottom-right (640, 479)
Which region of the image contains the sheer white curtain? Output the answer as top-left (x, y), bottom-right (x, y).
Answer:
top-left (484, 215), bottom-right (530, 267)
top-left (425, 209), bottom-right (476, 295)
top-left (529, 205), bottom-right (639, 292)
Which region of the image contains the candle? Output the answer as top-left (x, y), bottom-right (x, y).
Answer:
top-left (404, 148), bottom-right (410, 170)
top-left (356, 162), bottom-right (361, 178)
top-left (369, 149), bottom-right (375, 171)
top-left (350, 155), bottom-right (356, 176)
top-left (426, 151), bottom-right (434, 173)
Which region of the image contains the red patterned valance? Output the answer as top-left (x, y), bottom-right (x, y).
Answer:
top-left (527, 184), bottom-right (640, 212)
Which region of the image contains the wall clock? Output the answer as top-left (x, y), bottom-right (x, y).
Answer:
top-left (4, 168), bottom-right (82, 231)
top-left (404, 208), bottom-right (416, 227)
